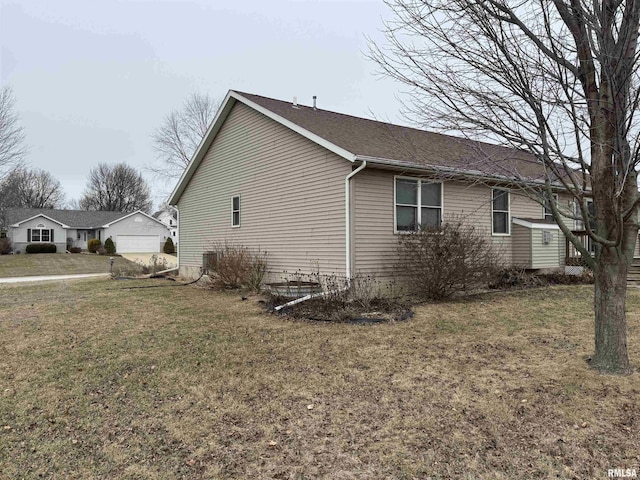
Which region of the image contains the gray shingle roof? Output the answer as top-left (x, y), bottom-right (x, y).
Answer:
top-left (5, 208), bottom-right (127, 228)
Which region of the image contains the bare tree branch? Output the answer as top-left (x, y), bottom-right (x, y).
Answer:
top-left (0, 85), bottom-right (27, 178)
top-left (148, 93), bottom-right (221, 184)
top-left (370, 0), bottom-right (640, 373)
top-left (79, 163), bottom-right (151, 213)
top-left (0, 166), bottom-right (65, 210)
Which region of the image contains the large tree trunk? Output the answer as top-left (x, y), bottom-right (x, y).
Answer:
top-left (591, 247), bottom-right (632, 374)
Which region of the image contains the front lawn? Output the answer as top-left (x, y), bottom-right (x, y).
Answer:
top-left (0, 253), bottom-right (139, 277)
top-left (0, 279), bottom-right (638, 478)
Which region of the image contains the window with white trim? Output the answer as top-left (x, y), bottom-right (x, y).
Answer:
top-left (491, 189), bottom-right (510, 235)
top-left (395, 177), bottom-right (442, 232)
top-left (231, 195), bottom-right (241, 227)
top-left (29, 223), bottom-right (53, 243)
top-left (543, 193), bottom-right (559, 221)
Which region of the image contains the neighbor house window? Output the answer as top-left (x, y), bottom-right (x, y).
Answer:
top-left (28, 224), bottom-right (54, 243)
top-left (543, 193), bottom-right (559, 221)
top-left (395, 177), bottom-right (442, 232)
top-left (231, 195), bottom-right (241, 227)
top-left (492, 189), bottom-right (510, 235)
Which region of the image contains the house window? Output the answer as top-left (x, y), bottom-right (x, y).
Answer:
top-left (394, 177), bottom-right (442, 232)
top-left (492, 189), bottom-right (510, 235)
top-left (29, 227), bottom-right (52, 243)
top-left (231, 195), bottom-right (241, 227)
top-left (574, 200), bottom-right (594, 231)
top-left (543, 193), bottom-right (559, 221)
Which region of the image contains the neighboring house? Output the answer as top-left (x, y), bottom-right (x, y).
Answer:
top-left (152, 209), bottom-right (178, 244)
top-left (168, 90), bottom-right (607, 281)
top-left (6, 209), bottom-right (171, 254)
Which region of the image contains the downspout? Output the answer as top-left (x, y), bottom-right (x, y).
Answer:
top-left (167, 204), bottom-right (179, 270)
top-left (274, 160), bottom-right (367, 312)
top-left (345, 160), bottom-right (367, 283)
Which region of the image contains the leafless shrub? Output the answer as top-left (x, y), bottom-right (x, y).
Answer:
top-left (489, 266), bottom-right (545, 290)
top-left (204, 242), bottom-right (268, 291)
top-left (270, 272), bottom-right (409, 323)
top-left (396, 218), bottom-right (502, 300)
top-left (0, 237), bottom-right (12, 255)
top-left (131, 254), bottom-right (168, 275)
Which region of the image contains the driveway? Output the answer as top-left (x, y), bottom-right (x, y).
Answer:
top-left (119, 253), bottom-right (177, 269)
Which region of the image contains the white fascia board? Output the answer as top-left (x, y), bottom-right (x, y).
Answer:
top-left (10, 213), bottom-right (69, 229)
top-left (167, 90), bottom-right (357, 206)
top-left (512, 217), bottom-right (561, 230)
top-left (102, 210), bottom-right (168, 228)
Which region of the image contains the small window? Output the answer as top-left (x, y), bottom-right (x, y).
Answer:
top-left (543, 193), bottom-right (559, 221)
top-left (395, 177), bottom-right (442, 232)
top-left (32, 230), bottom-right (41, 242)
top-left (492, 189), bottom-right (510, 235)
top-left (573, 199), bottom-right (595, 230)
top-left (41, 229), bottom-right (50, 242)
top-left (231, 195), bottom-right (241, 227)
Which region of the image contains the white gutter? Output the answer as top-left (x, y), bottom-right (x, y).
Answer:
top-left (354, 155), bottom-right (583, 191)
top-left (345, 160), bottom-right (367, 282)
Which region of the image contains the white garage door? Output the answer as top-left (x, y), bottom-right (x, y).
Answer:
top-left (116, 235), bottom-right (160, 253)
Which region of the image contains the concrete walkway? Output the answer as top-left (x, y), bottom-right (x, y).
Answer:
top-left (0, 273), bottom-right (110, 284)
top-left (119, 253), bottom-right (177, 268)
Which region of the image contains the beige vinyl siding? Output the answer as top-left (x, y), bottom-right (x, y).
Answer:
top-left (352, 168), bottom-right (553, 277)
top-left (177, 102), bottom-right (350, 279)
top-left (512, 224), bottom-right (532, 267)
top-left (531, 228), bottom-right (563, 268)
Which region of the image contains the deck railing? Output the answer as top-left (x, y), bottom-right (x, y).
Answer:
top-left (565, 230), bottom-right (594, 265)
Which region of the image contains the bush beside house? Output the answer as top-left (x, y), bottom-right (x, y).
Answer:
top-left (163, 237), bottom-right (175, 255)
top-left (104, 238), bottom-right (116, 254)
top-left (0, 238), bottom-right (12, 255)
top-left (88, 239), bottom-right (101, 253)
top-left (26, 243), bottom-right (57, 254)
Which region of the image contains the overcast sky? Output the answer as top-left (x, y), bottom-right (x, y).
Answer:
top-left (0, 0), bottom-right (408, 209)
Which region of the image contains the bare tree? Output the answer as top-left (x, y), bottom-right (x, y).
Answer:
top-left (79, 163), bottom-right (152, 213)
top-left (0, 166), bottom-right (65, 209)
top-left (370, 0), bottom-right (640, 373)
top-left (149, 93), bottom-right (221, 183)
top-left (0, 86), bottom-right (27, 178)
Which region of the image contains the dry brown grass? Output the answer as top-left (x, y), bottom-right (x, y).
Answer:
top-left (0, 279), bottom-right (639, 479)
top-left (0, 253), bottom-right (139, 277)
